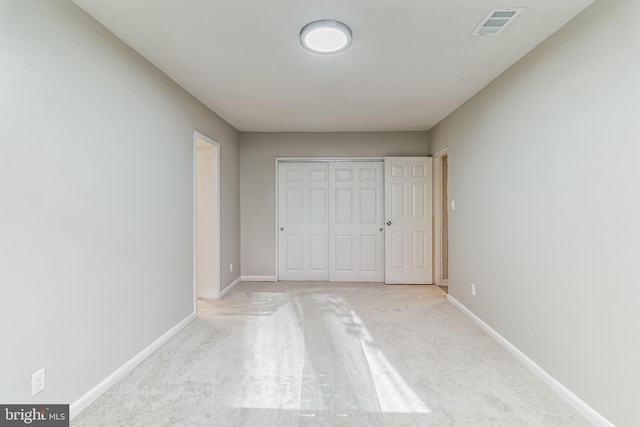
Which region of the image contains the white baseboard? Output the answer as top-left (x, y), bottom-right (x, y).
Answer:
top-left (447, 295), bottom-right (614, 427)
top-left (240, 275), bottom-right (277, 282)
top-left (198, 289), bottom-right (219, 300)
top-left (219, 276), bottom-right (242, 298)
top-left (70, 312), bottom-right (195, 419)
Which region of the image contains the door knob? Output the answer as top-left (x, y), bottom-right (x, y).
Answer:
top-left (386, 221), bottom-right (392, 226)
top-left (280, 227), bottom-right (284, 231)
top-left (379, 228), bottom-right (384, 232)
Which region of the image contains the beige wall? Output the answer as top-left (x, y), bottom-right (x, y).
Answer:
top-left (0, 0), bottom-right (240, 405)
top-left (429, 0), bottom-right (640, 425)
top-left (240, 132), bottom-right (429, 277)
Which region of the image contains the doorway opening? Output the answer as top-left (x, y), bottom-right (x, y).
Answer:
top-left (432, 149), bottom-right (449, 292)
top-left (441, 155), bottom-right (449, 285)
top-left (194, 132), bottom-right (220, 310)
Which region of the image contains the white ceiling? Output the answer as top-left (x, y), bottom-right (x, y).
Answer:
top-left (71, 0), bottom-right (595, 132)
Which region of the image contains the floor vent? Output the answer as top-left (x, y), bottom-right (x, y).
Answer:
top-left (472, 8), bottom-right (524, 36)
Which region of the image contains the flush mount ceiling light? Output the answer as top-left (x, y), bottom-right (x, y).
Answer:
top-left (300, 20), bottom-right (352, 54)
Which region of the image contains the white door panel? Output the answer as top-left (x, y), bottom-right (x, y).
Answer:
top-left (278, 162), bottom-right (386, 282)
top-left (278, 163), bottom-right (329, 281)
top-left (285, 234), bottom-right (304, 270)
top-left (329, 162), bottom-right (385, 282)
top-left (384, 157), bottom-right (433, 284)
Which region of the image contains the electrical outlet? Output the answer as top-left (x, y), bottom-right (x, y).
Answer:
top-left (471, 284), bottom-right (476, 296)
top-left (229, 263), bottom-right (233, 272)
top-left (32, 368), bottom-right (45, 396)
top-left (451, 200), bottom-right (456, 210)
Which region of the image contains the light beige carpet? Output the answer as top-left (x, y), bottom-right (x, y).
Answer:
top-left (72, 282), bottom-right (590, 426)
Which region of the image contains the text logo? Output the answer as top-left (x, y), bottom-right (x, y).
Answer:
top-left (0, 405), bottom-right (68, 426)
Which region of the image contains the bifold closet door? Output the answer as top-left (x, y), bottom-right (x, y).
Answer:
top-left (278, 161), bottom-right (385, 282)
top-left (329, 162), bottom-right (385, 282)
top-left (278, 163), bottom-right (329, 281)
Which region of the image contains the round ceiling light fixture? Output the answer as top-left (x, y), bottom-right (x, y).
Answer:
top-left (300, 20), bottom-right (352, 54)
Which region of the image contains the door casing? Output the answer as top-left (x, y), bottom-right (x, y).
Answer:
top-left (432, 148), bottom-right (449, 286)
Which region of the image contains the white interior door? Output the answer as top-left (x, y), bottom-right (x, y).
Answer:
top-left (384, 157), bottom-right (433, 284)
top-left (278, 163), bottom-right (329, 281)
top-left (329, 162), bottom-right (385, 282)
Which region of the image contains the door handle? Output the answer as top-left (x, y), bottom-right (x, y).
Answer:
top-left (386, 221), bottom-right (392, 226)
top-left (280, 227), bottom-right (284, 231)
top-left (379, 228), bottom-right (384, 232)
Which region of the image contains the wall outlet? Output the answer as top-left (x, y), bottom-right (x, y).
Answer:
top-left (32, 368), bottom-right (45, 396)
top-left (229, 263), bottom-right (233, 272)
top-left (471, 284), bottom-right (476, 296)
top-left (451, 200), bottom-right (456, 210)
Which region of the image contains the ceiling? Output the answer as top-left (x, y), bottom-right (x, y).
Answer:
top-left (71, 0), bottom-right (595, 132)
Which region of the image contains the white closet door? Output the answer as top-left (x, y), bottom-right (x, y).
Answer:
top-left (384, 157), bottom-right (433, 284)
top-left (329, 162), bottom-right (385, 282)
top-left (278, 163), bottom-right (329, 281)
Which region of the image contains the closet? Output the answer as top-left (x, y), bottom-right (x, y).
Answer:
top-left (277, 158), bottom-right (432, 283)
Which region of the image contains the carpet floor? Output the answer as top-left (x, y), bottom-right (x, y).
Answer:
top-left (72, 282), bottom-right (590, 426)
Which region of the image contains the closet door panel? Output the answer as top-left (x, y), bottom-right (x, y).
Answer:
top-left (278, 163), bottom-right (329, 281)
top-left (329, 162), bottom-right (384, 282)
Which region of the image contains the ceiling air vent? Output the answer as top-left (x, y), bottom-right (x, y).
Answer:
top-left (472, 8), bottom-right (524, 36)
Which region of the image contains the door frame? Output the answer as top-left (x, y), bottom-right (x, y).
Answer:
top-left (432, 148), bottom-right (448, 286)
top-left (274, 157), bottom-right (384, 282)
top-left (193, 131), bottom-right (221, 311)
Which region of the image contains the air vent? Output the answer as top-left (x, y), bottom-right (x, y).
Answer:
top-left (472, 8), bottom-right (524, 36)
